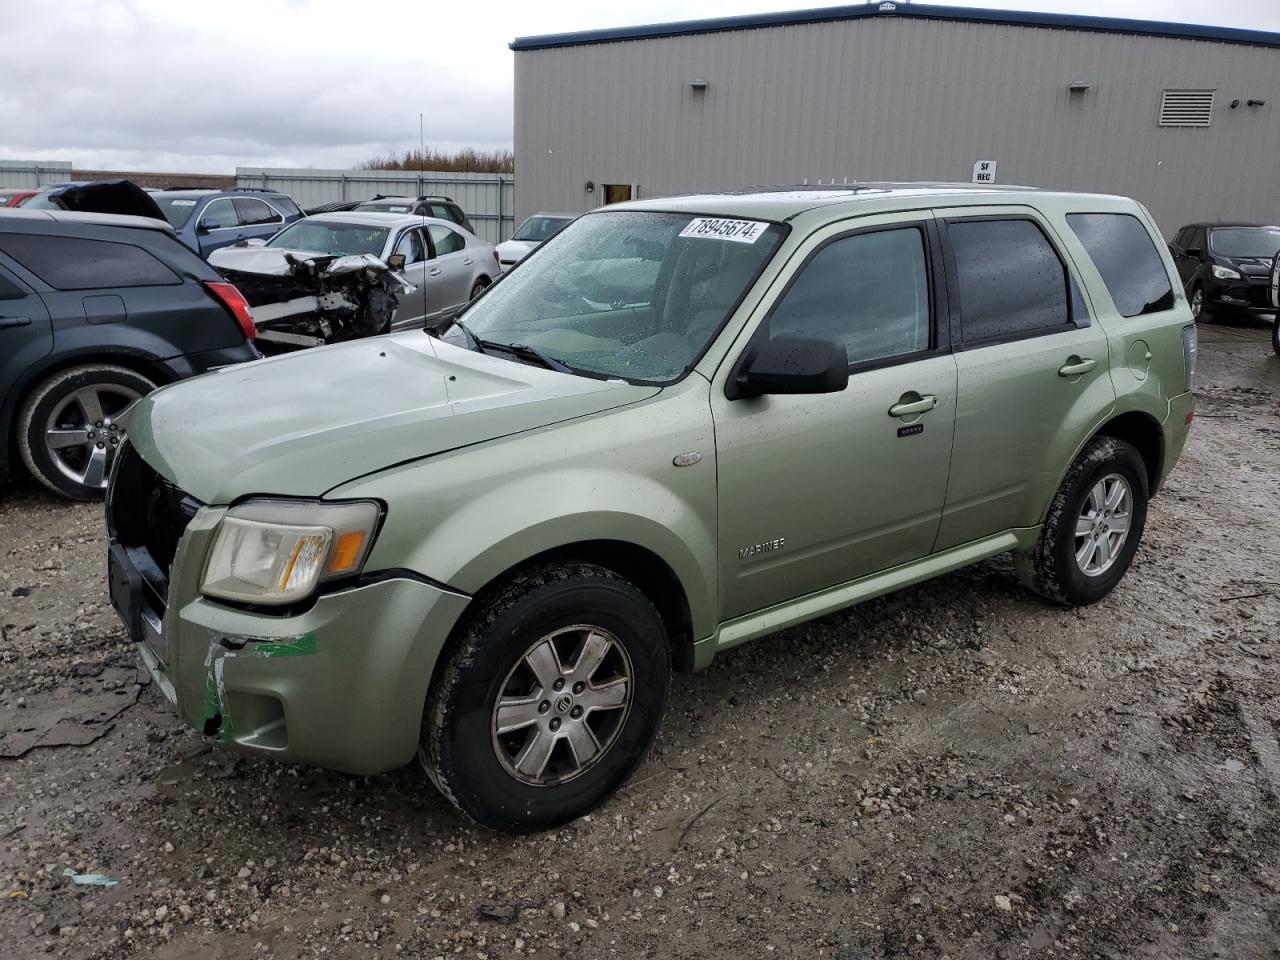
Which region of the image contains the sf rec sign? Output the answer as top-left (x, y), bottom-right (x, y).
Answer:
top-left (972, 160), bottom-right (998, 184)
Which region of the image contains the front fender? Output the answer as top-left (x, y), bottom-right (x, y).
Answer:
top-left (335, 380), bottom-right (720, 640)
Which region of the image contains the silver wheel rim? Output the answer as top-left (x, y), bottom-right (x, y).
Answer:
top-left (491, 625), bottom-right (633, 786)
top-left (1190, 288), bottom-right (1203, 318)
top-left (43, 385), bottom-right (140, 489)
top-left (1074, 473), bottom-right (1132, 577)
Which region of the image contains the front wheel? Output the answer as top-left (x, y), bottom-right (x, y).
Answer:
top-left (421, 562), bottom-right (670, 833)
top-left (1015, 436), bottom-right (1149, 606)
top-left (1190, 284), bottom-right (1211, 323)
top-left (1272, 317), bottom-right (1279, 356)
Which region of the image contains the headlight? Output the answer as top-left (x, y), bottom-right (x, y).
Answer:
top-left (202, 499), bottom-right (381, 605)
top-left (1211, 264), bottom-right (1242, 280)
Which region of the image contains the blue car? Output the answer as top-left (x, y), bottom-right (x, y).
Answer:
top-left (150, 188), bottom-right (304, 258)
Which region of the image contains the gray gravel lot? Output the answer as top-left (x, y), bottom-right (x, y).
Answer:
top-left (1, 318), bottom-right (1278, 960)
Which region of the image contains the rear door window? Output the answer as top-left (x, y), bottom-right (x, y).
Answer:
top-left (0, 234), bottom-right (180, 290)
top-left (947, 218), bottom-right (1071, 344)
top-left (767, 225), bottom-right (932, 366)
top-left (427, 224), bottom-right (465, 256)
top-left (1067, 213), bottom-right (1175, 317)
top-left (233, 197), bottom-right (283, 227)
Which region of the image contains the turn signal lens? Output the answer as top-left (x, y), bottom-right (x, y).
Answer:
top-left (328, 530), bottom-right (368, 575)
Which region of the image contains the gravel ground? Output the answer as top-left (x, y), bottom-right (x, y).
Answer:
top-left (1, 319), bottom-right (1278, 960)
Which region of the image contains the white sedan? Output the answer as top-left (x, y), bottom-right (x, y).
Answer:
top-left (211, 212), bottom-right (500, 331)
top-left (495, 212), bottom-right (575, 271)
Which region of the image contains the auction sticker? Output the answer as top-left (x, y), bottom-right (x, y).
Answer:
top-left (679, 217), bottom-right (769, 244)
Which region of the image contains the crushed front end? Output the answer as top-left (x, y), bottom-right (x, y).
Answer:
top-left (214, 253), bottom-right (414, 351)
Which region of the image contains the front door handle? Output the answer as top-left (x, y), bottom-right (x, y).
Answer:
top-left (428, 268), bottom-right (442, 277)
top-left (1058, 356), bottom-right (1097, 378)
top-left (888, 394), bottom-right (938, 418)
top-left (0, 316), bottom-right (31, 329)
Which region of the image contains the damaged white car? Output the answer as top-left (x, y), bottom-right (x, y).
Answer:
top-left (208, 213), bottom-right (499, 349)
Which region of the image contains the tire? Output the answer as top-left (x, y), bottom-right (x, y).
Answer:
top-left (1272, 317), bottom-right (1279, 356)
top-left (469, 277), bottom-right (490, 301)
top-left (1014, 436), bottom-right (1149, 606)
top-left (421, 562), bottom-right (670, 833)
top-left (17, 364), bottom-right (156, 500)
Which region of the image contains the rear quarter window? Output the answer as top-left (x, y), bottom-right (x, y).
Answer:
top-left (270, 195), bottom-right (302, 218)
top-left (0, 234), bottom-right (181, 290)
top-left (1067, 213), bottom-right (1175, 317)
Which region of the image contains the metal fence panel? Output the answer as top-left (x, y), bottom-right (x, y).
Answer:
top-left (0, 160), bottom-right (75, 190)
top-left (236, 167), bottom-right (516, 244)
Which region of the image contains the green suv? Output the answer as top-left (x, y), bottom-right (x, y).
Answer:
top-left (106, 185), bottom-right (1196, 832)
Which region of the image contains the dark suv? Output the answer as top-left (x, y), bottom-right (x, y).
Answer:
top-left (150, 188), bottom-right (304, 259)
top-left (1169, 222), bottom-right (1280, 321)
top-left (351, 195), bottom-right (475, 233)
top-left (0, 209), bottom-right (260, 499)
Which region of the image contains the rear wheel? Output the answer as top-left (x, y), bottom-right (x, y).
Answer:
top-left (469, 277), bottom-right (491, 301)
top-left (1015, 436), bottom-right (1149, 606)
top-left (1272, 317), bottom-right (1279, 356)
top-left (421, 562), bottom-right (670, 833)
top-left (17, 364), bottom-right (155, 500)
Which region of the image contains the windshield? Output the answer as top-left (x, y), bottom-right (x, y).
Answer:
top-left (152, 195), bottom-right (202, 227)
top-left (453, 210), bottom-right (785, 383)
top-left (22, 192), bottom-right (62, 209)
top-left (1210, 227), bottom-right (1280, 259)
top-left (266, 220), bottom-right (390, 256)
top-left (512, 215), bottom-right (572, 243)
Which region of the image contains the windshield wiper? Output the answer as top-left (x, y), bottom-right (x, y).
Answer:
top-left (497, 341), bottom-right (573, 374)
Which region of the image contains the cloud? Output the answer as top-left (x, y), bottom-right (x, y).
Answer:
top-left (0, 0), bottom-right (1275, 173)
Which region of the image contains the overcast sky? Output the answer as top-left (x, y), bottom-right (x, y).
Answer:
top-left (1, 0), bottom-right (1276, 174)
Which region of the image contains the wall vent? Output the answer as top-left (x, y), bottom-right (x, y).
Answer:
top-left (1158, 89), bottom-right (1214, 127)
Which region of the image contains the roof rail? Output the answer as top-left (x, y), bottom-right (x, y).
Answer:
top-left (231, 187), bottom-right (280, 194)
top-left (159, 185), bottom-right (213, 191)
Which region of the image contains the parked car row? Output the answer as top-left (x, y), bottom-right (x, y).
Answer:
top-left (100, 184), bottom-right (1199, 833)
top-left (1168, 221), bottom-right (1280, 322)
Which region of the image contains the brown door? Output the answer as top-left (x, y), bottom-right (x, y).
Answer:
top-left (603, 184), bottom-right (632, 205)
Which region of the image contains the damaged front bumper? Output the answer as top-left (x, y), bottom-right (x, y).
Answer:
top-left (110, 506), bottom-right (471, 775)
top-left (214, 252), bottom-right (415, 351)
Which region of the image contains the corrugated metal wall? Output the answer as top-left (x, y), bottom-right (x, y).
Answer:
top-left (0, 160), bottom-right (74, 189)
top-left (235, 167), bottom-right (516, 243)
top-left (514, 17), bottom-right (1280, 235)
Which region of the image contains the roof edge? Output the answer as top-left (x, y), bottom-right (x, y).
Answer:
top-left (510, 3), bottom-right (1280, 51)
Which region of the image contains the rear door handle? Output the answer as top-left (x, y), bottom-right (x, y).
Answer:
top-left (1058, 357), bottom-right (1097, 377)
top-left (0, 316), bottom-right (31, 329)
top-left (463, 257), bottom-right (473, 265)
top-left (888, 394), bottom-right (938, 418)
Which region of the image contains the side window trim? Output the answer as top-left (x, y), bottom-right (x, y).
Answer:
top-left (738, 216), bottom-right (950, 381)
top-left (936, 212), bottom-right (1084, 352)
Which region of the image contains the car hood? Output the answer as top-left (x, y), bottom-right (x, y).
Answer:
top-left (209, 246), bottom-right (346, 274)
top-left (124, 333), bottom-right (658, 503)
top-left (495, 239), bottom-right (535, 260)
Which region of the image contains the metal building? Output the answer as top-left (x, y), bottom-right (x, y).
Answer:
top-left (511, 3), bottom-right (1280, 234)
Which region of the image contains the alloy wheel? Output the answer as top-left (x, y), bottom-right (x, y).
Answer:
top-left (1074, 473), bottom-right (1132, 577)
top-left (1190, 287), bottom-right (1203, 319)
top-left (42, 385), bottom-right (140, 489)
top-left (491, 625), bottom-right (633, 786)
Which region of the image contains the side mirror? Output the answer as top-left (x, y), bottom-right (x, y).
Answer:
top-left (1184, 246), bottom-right (1202, 259)
top-left (386, 253), bottom-right (406, 271)
top-left (242, 237), bottom-right (268, 248)
top-left (728, 335), bottom-right (849, 400)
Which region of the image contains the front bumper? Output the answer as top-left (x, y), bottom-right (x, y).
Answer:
top-left (109, 505), bottom-right (471, 775)
top-left (1205, 277), bottom-right (1273, 310)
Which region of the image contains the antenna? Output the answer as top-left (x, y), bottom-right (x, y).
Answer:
top-left (420, 112), bottom-right (428, 327)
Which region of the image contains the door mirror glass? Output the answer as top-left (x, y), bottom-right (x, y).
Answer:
top-left (730, 335), bottom-right (849, 399)
top-left (386, 253), bottom-right (407, 271)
